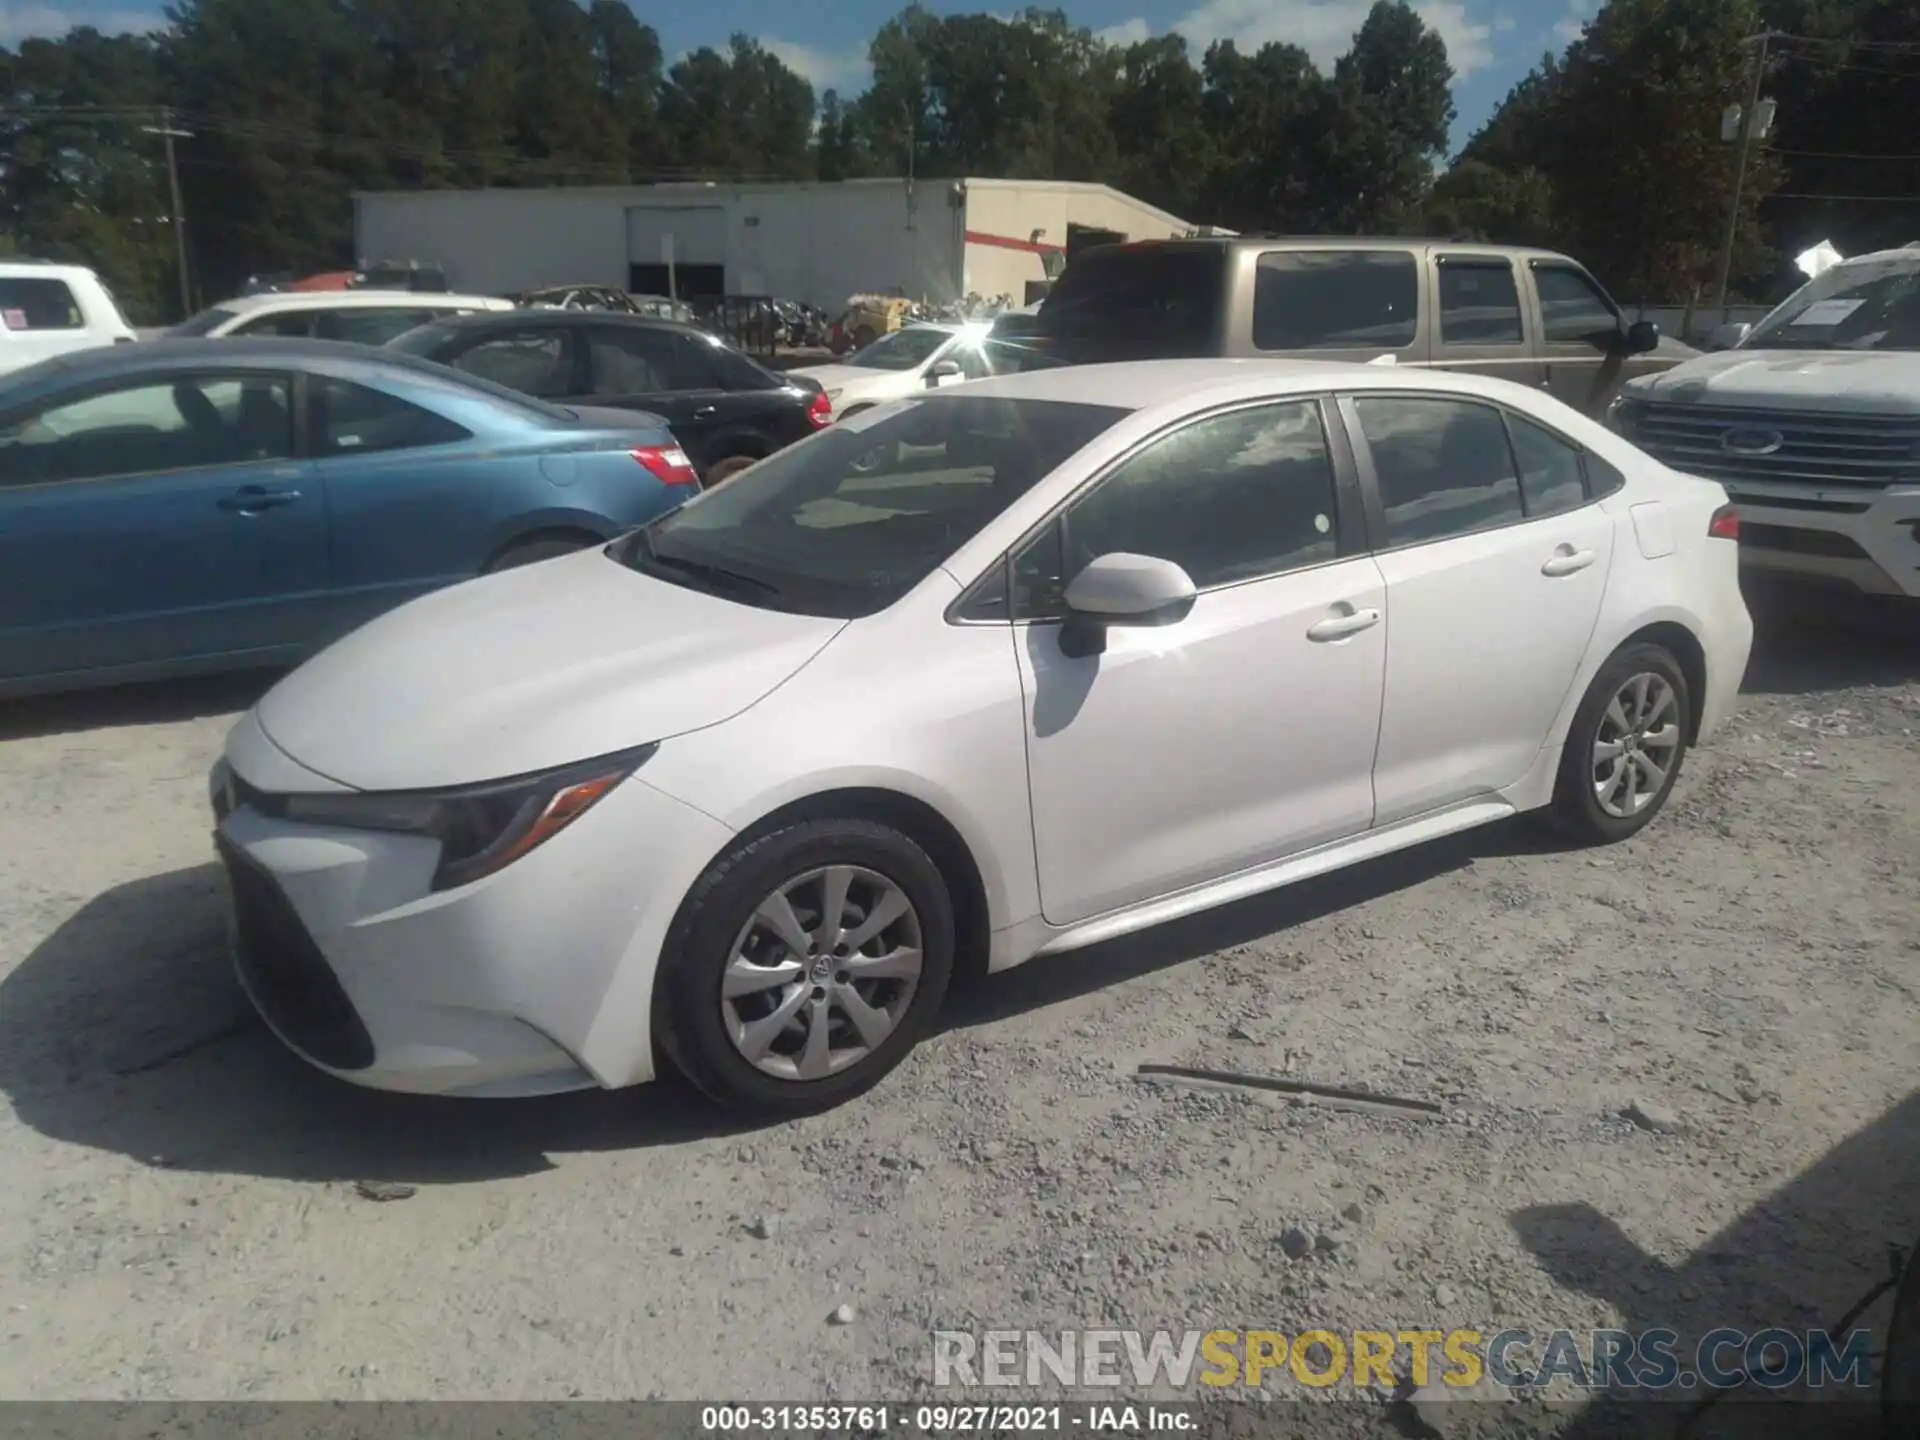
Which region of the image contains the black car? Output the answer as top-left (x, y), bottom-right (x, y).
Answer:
top-left (388, 311), bottom-right (830, 485)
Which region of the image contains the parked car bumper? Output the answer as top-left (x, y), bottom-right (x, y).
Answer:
top-left (209, 754), bottom-right (731, 1097)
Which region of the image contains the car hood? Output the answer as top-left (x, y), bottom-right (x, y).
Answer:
top-left (1623, 348), bottom-right (1920, 415)
top-left (251, 548), bottom-right (845, 792)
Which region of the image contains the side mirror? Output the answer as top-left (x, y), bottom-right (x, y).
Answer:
top-left (1707, 321), bottom-right (1751, 351)
top-left (1058, 553), bottom-right (1196, 656)
top-left (1623, 319), bottom-right (1660, 355)
top-left (926, 358), bottom-right (962, 388)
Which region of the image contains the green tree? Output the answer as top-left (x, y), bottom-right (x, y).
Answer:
top-left (1107, 35), bottom-right (1214, 219)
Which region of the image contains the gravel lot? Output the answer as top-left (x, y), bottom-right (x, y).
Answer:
top-left (1, 586), bottom-right (1916, 1428)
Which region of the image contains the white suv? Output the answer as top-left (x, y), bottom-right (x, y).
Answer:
top-left (169, 290), bottom-right (514, 345)
top-left (1610, 244), bottom-right (1920, 601)
top-left (0, 260), bottom-right (139, 374)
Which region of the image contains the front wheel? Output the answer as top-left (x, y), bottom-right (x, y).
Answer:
top-left (1545, 642), bottom-right (1692, 843)
top-left (654, 820), bottom-right (956, 1113)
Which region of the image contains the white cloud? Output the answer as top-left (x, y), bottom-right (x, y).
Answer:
top-left (1097, 0), bottom-right (1495, 77)
top-left (0, 1), bottom-right (158, 45)
top-left (761, 36), bottom-right (869, 94)
top-left (1096, 18), bottom-right (1155, 46)
top-left (1551, 0), bottom-right (1595, 44)
top-left (1492, 14), bottom-right (1517, 31)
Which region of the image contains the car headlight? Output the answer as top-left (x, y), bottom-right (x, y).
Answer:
top-left (1605, 393), bottom-right (1643, 434)
top-left (271, 745), bottom-right (657, 891)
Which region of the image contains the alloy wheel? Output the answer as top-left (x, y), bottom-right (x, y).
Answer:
top-left (721, 865), bottom-right (925, 1081)
top-left (1592, 671), bottom-right (1681, 819)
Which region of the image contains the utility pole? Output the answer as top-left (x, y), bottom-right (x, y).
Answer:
top-left (141, 108), bottom-right (194, 318)
top-left (1712, 31), bottom-right (1771, 326)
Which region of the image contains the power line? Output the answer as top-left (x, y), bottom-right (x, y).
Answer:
top-left (1764, 31), bottom-right (1920, 54)
top-left (1774, 147), bottom-right (1920, 161)
top-left (1770, 48), bottom-right (1920, 81)
top-left (1768, 191), bottom-right (1920, 203)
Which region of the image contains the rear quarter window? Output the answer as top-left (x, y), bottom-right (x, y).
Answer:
top-left (1254, 251), bottom-right (1419, 351)
top-left (1038, 247), bottom-right (1224, 359)
top-left (0, 278), bottom-right (83, 331)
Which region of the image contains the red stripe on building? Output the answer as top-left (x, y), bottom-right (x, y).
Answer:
top-left (964, 229), bottom-right (1063, 255)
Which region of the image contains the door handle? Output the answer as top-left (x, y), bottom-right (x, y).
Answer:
top-left (219, 484), bottom-right (302, 513)
top-left (1541, 547), bottom-right (1597, 577)
top-left (1306, 608), bottom-right (1381, 642)
top-left (692, 405), bottom-right (718, 419)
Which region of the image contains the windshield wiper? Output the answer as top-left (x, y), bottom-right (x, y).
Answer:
top-left (643, 548), bottom-right (784, 601)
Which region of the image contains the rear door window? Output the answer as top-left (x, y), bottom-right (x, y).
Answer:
top-left (1036, 246), bottom-right (1224, 358)
top-left (1254, 251), bottom-right (1419, 351)
top-left (1354, 395), bottom-right (1525, 546)
top-left (446, 328), bottom-right (575, 397)
top-left (586, 327), bottom-right (722, 393)
top-left (1437, 259), bottom-right (1524, 345)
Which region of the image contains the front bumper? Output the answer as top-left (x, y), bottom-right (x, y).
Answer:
top-left (1727, 484), bottom-right (1920, 600)
top-left (211, 755), bottom-right (731, 1097)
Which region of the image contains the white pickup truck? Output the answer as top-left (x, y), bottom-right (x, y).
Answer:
top-left (1609, 243), bottom-right (1920, 603)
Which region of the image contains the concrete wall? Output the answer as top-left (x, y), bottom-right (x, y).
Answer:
top-left (707, 181), bottom-right (964, 308)
top-left (354, 178), bottom-right (1189, 310)
top-left (960, 179), bottom-right (1192, 300)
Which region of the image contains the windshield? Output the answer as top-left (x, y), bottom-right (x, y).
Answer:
top-left (168, 305), bottom-right (241, 337)
top-left (386, 320), bottom-right (464, 357)
top-left (843, 327), bottom-right (952, 371)
top-left (620, 394), bottom-right (1128, 619)
top-left (1745, 256), bottom-right (1920, 351)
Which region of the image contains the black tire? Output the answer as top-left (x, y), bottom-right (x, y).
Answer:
top-left (703, 454), bottom-right (758, 488)
top-left (1545, 642), bottom-right (1692, 844)
top-left (654, 819), bottom-right (956, 1114)
top-left (486, 534), bottom-right (596, 573)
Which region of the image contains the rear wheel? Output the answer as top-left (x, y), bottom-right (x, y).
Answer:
top-left (852, 324), bottom-right (877, 349)
top-left (1545, 643), bottom-right (1691, 843)
top-left (485, 533), bottom-right (598, 572)
top-left (703, 454), bottom-right (758, 488)
top-left (654, 819), bottom-right (955, 1114)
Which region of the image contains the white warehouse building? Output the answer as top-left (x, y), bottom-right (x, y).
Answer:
top-left (352, 177), bottom-right (1199, 309)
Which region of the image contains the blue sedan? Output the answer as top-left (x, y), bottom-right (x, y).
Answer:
top-left (0, 338), bottom-right (701, 697)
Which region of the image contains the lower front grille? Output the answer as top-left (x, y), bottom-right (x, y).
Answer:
top-left (1739, 523), bottom-right (1872, 559)
top-left (217, 834), bottom-right (375, 1071)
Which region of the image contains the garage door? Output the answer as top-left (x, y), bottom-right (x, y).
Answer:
top-left (626, 206), bottom-right (726, 274)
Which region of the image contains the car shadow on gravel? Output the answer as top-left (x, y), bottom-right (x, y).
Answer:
top-left (0, 862), bottom-right (776, 1186)
top-left (0, 671), bottom-right (279, 741)
top-left (1740, 583), bottom-right (1920, 698)
top-left (3, 816), bottom-right (1562, 1185)
top-left (1508, 1089), bottom-right (1916, 1440)
top-left (944, 819), bottom-right (1559, 1031)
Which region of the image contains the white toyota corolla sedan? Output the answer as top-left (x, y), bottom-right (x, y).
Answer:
top-left (210, 359), bottom-right (1753, 1112)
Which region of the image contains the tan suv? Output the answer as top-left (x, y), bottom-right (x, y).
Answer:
top-left (1018, 236), bottom-right (1696, 418)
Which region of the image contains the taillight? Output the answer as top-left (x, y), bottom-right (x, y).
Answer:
top-left (806, 389), bottom-right (832, 428)
top-left (631, 444), bottom-right (700, 488)
top-left (1708, 504), bottom-right (1740, 540)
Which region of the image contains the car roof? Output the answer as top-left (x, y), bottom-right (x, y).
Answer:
top-left (207, 291), bottom-right (511, 315)
top-left (406, 309), bottom-right (708, 338)
top-left (1089, 236), bottom-right (1575, 263)
top-left (957, 357), bottom-right (1555, 411)
top-left (1, 336), bottom-right (505, 389)
top-left (0, 259), bottom-right (102, 280)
